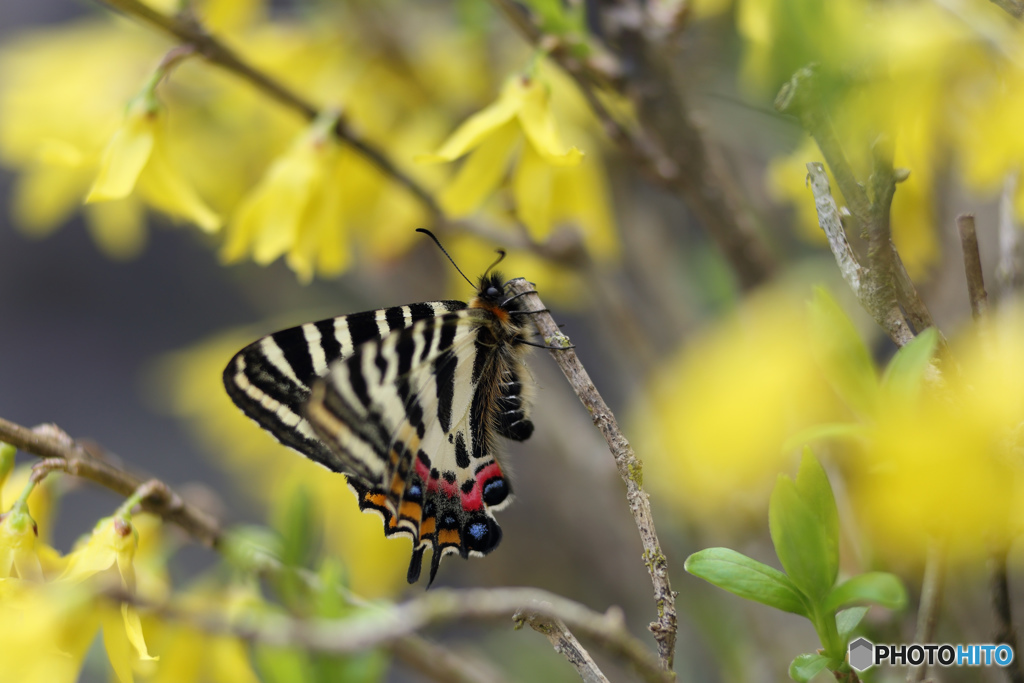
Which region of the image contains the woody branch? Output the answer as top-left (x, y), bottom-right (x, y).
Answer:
top-left (114, 586), bottom-right (670, 683)
top-left (506, 278), bottom-right (679, 672)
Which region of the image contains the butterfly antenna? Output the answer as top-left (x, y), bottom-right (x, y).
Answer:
top-left (483, 249), bottom-right (507, 279)
top-left (416, 228), bottom-right (475, 288)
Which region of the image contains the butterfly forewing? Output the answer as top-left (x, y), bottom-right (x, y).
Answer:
top-left (223, 301), bottom-right (464, 477)
top-left (223, 276), bottom-right (534, 585)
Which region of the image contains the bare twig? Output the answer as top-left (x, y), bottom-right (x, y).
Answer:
top-left (0, 416), bottom-right (222, 547)
top-left (957, 214), bottom-right (989, 319)
top-left (515, 611), bottom-right (611, 683)
top-left (389, 636), bottom-right (511, 683)
top-left (506, 278), bottom-right (678, 671)
top-left (116, 586), bottom-right (670, 683)
top-left (804, 163), bottom-right (914, 346)
top-left (93, 0), bottom-right (442, 219)
top-left (780, 66), bottom-right (938, 347)
top-left (805, 162), bottom-right (864, 296)
top-left (990, 547), bottom-right (1024, 683)
top-left (907, 540), bottom-right (946, 683)
top-left (997, 172), bottom-right (1024, 297)
top-left (990, 0), bottom-right (1024, 18)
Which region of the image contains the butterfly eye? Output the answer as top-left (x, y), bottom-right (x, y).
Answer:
top-left (486, 286), bottom-right (500, 298)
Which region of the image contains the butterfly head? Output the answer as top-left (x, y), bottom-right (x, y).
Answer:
top-left (471, 271), bottom-right (526, 328)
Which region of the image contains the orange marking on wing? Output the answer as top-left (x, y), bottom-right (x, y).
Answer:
top-left (390, 477), bottom-right (406, 497)
top-left (365, 492), bottom-right (387, 507)
top-left (438, 529), bottom-right (461, 545)
top-left (399, 501), bottom-right (422, 521)
top-left (420, 517), bottom-right (436, 536)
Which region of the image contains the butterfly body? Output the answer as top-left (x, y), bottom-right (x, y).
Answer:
top-left (224, 271), bottom-right (534, 585)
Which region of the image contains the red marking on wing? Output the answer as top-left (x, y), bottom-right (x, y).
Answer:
top-left (439, 478), bottom-right (460, 498)
top-left (461, 462), bottom-right (504, 511)
top-left (415, 459), bottom-right (431, 482)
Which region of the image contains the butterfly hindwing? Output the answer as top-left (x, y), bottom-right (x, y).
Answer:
top-left (305, 308), bottom-right (522, 585)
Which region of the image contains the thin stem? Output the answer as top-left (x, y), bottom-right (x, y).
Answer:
top-left (997, 171), bottom-right (1024, 296)
top-left (907, 540), bottom-right (946, 683)
top-left (957, 214), bottom-right (989, 320)
top-left (0, 416), bottom-right (222, 547)
top-left (804, 163), bottom-right (913, 346)
top-left (990, 547), bottom-right (1024, 683)
top-left (506, 278), bottom-right (678, 671)
top-left (990, 0), bottom-right (1024, 18)
top-left (116, 586), bottom-right (671, 683)
top-left (783, 67), bottom-right (938, 348)
top-left (514, 611), bottom-right (612, 683)
top-left (94, 0), bottom-right (442, 219)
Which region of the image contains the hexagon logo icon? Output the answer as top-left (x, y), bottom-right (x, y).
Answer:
top-left (848, 637), bottom-right (874, 671)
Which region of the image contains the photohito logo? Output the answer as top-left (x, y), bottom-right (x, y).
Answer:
top-left (848, 637), bottom-right (1015, 672)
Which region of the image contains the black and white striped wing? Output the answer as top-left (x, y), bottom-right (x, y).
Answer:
top-left (305, 309), bottom-right (517, 585)
top-left (223, 301), bottom-right (465, 476)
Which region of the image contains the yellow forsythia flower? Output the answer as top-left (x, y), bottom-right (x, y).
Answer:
top-left (58, 514), bottom-right (158, 683)
top-left (852, 308), bottom-right (1024, 564)
top-left (419, 73), bottom-right (588, 241)
top-left (222, 113), bottom-right (351, 284)
top-left (0, 582), bottom-right (92, 683)
top-left (634, 287), bottom-right (838, 529)
top-left (144, 582), bottom-right (263, 683)
top-left (0, 485), bottom-right (43, 582)
top-left (87, 90), bottom-right (221, 240)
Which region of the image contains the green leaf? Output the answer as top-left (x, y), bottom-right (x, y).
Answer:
top-left (312, 651), bottom-right (388, 683)
top-left (769, 470), bottom-right (834, 603)
top-left (781, 422), bottom-right (867, 453)
top-left (836, 606), bottom-right (869, 643)
top-left (685, 548), bottom-right (809, 616)
top-left (522, 0), bottom-right (585, 35)
top-left (255, 645), bottom-right (311, 683)
top-left (808, 288), bottom-right (878, 416)
top-left (789, 653), bottom-right (831, 682)
top-left (882, 327), bottom-right (938, 402)
top-left (825, 572), bottom-right (907, 612)
top-left (794, 450), bottom-right (840, 588)
top-left (273, 485), bottom-right (322, 569)
top-left (221, 525), bottom-right (282, 574)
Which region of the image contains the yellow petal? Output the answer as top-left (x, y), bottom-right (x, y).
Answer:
top-left (121, 603), bottom-right (157, 661)
top-left (516, 78), bottom-right (583, 166)
top-left (287, 153), bottom-right (348, 283)
top-left (86, 103), bottom-right (156, 203)
top-left (13, 164), bottom-right (90, 237)
top-left (102, 606), bottom-right (136, 683)
top-left (84, 199), bottom-right (147, 260)
top-left (416, 79), bottom-right (524, 163)
top-left (512, 141), bottom-right (554, 240)
top-left (137, 135), bottom-right (221, 233)
top-left (439, 121), bottom-right (520, 217)
top-left (224, 142), bottom-right (320, 266)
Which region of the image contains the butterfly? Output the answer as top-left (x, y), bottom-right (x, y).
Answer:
top-left (223, 231), bottom-right (541, 585)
